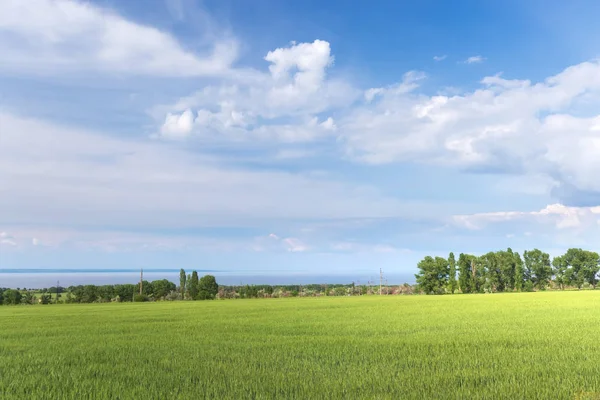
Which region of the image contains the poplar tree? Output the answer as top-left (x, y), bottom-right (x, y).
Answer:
top-left (448, 252), bottom-right (457, 294)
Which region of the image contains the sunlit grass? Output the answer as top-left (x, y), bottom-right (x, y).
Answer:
top-left (2, 292), bottom-right (600, 399)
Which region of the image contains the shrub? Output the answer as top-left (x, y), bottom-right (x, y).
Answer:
top-left (133, 294), bottom-right (148, 302)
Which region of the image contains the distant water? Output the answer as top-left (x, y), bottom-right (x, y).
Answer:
top-left (0, 269), bottom-right (415, 288)
top-left (0, 268), bottom-right (218, 274)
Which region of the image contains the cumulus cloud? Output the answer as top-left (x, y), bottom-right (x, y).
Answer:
top-left (154, 39), bottom-right (359, 143)
top-left (160, 109), bottom-right (195, 139)
top-left (0, 0), bottom-right (238, 77)
top-left (433, 55), bottom-right (447, 61)
top-left (337, 60), bottom-right (600, 199)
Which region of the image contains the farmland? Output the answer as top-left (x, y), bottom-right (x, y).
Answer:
top-left (2, 292), bottom-right (600, 399)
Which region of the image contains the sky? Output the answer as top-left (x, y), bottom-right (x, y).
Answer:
top-left (2, 0), bottom-right (600, 287)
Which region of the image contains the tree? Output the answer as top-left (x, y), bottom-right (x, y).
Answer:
top-left (482, 251), bottom-right (502, 292)
top-left (552, 256), bottom-right (568, 290)
top-left (458, 253), bottom-right (480, 293)
top-left (3, 289), bottom-right (22, 305)
top-left (152, 279), bottom-right (176, 299)
top-left (179, 269), bottom-right (186, 296)
top-left (553, 248), bottom-right (600, 289)
top-left (448, 252), bottom-right (457, 294)
top-left (189, 271), bottom-right (199, 299)
top-left (524, 249), bottom-right (552, 290)
top-left (415, 256), bottom-right (449, 295)
top-left (198, 275), bottom-right (219, 299)
top-left (514, 252), bottom-right (524, 292)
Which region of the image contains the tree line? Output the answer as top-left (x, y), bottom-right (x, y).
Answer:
top-left (0, 270), bottom-right (218, 305)
top-left (3, 248), bottom-right (598, 305)
top-left (415, 248), bottom-right (600, 294)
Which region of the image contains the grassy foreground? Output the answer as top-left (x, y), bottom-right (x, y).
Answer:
top-left (2, 292), bottom-right (600, 399)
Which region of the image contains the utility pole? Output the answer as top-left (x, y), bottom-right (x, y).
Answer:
top-left (379, 268), bottom-right (383, 295)
top-left (139, 268), bottom-right (143, 295)
top-left (56, 280), bottom-right (60, 304)
top-left (385, 279), bottom-right (388, 295)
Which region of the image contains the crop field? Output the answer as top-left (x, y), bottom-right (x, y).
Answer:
top-left (2, 292), bottom-right (600, 399)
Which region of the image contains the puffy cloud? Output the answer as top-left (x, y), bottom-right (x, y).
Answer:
top-left (337, 60), bottom-right (600, 199)
top-left (160, 109), bottom-right (195, 139)
top-left (155, 40), bottom-right (359, 143)
top-left (433, 55), bottom-right (447, 62)
top-left (0, 0), bottom-right (238, 77)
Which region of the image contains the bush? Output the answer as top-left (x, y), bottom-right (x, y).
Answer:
top-left (133, 294), bottom-right (148, 302)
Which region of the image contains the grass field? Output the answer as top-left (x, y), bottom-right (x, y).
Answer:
top-left (2, 292), bottom-right (600, 399)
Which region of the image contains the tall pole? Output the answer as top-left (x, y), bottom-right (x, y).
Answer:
top-left (139, 268), bottom-right (143, 295)
top-left (56, 280), bottom-right (60, 304)
top-left (379, 268), bottom-right (383, 295)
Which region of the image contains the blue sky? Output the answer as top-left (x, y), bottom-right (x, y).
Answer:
top-left (2, 0), bottom-right (600, 287)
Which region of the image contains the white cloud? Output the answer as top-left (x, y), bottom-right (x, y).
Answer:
top-left (452, 203), bottom-right (600, 231)
top-left (0, 0), bottom-right (238, 77)
top-left (464, 55), bottom-right (485, 64)
top-left (0, 112), bottom-right (419, 232)
top-left (154, 40), bottom-right (359, 143)
top-left (252, 233), bottom-right (308, 253)
top-left (0, 231), bottom-right (17, 247)
top-left (160, 109), bottom-right (195, 139)
top-left (282, 237), bottom-right (308, 252)
top-left (433, 55), bottom-right (447, 62)
top-left (337, 60), bottom-right (600, 197)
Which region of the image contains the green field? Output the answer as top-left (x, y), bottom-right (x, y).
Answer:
top-left (2, 292), bottom-right (600, 399)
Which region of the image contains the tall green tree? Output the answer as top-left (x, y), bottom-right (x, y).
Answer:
top-left (524, 249), bottom-right (552, 290)
top-left (415, 256), bottom-right (449, 295)
top-left (553, 248), bottom-right (600, 289)
top-left (458, 253), bottom-right (473, 293)
top-left (179, 269), bottom-right (186, 296)
top-left (514, 252), bottom-right (524, 291)
top-left (198, 275), bottom-right (219, 299)
top-left (482, 251), bottom-right (502, 292)
top-left (500, 248), bottom-right (517, 291)
top-left (448, 252), bottom-right (457, 294)
top-left (189, 271), bottom-right (199, 299)
top-left (458, 254), bottom-right (484, 293)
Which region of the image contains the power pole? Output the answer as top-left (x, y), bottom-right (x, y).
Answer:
top-left (379, 268), bottom-right (383, 295)
top-left (385, 279), bottom-right (388, 295)
top-left (56, 280), bottom-right (60, 304)
top-left (139, 268), bottom-right (143, 295)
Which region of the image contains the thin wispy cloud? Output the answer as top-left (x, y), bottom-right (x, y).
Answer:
top-left (464, 55), bottom-right (486, 64)
top-left (433, 55), bottom-right (447, 61)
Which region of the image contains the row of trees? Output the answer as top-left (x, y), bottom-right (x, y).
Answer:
top-left (416, 248), bottom-right (600, 294)
top-left (0, 272), bottom-right (219, 305)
